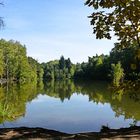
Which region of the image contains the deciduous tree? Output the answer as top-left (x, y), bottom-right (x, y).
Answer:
top-left (85, 0), bottom-right (140, 48)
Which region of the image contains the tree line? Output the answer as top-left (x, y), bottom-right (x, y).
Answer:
top-left (0, 39), bottom-right (139, 86)
top-left (0, 39), bottom-right (43, 83)
top-left (42, 56), bottom-right (75, 80)
top-left (74, 43), bottom-right (140, 86)
top-left (0, 0), bottom-right (139, 87)
top-left (42, 43), bottom-right (139, 87)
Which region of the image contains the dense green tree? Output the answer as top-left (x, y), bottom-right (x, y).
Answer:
top-left (0, 47), bottom-right (3, 78)
top-left (37, 65), bottom-right (44, 82)
top-left (59, 56), bottom-right (65, 69)
top-left (110, 44), bottom-right (140, 80)
top-left (65, 58), bottom-right (71, 71)
top-left (42, 57), bottom-right (75, 81)
top-left (111, 62), bottom-right (124, 87)
top-left (85, 0), bottom-right (140, 48)
top-left (28, 57), bottom-right (38, 82)
top-left (73, 63), bottom-right (84, 79)
top-left (0, 39), bottom-right (18, 80)
top-left (0, 39), bottom-right (42, 83)
top-left (28, 57), bottom-right (44, 82)
top-left (74, 54), bottom-right (110, 80)
top-left (84, 0), bottom-right (140, 82)
top-left (42, 60), bottom-right (58, 80)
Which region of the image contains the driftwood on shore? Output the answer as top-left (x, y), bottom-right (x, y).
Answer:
top-left (0, 126), bottom-right (140, 140)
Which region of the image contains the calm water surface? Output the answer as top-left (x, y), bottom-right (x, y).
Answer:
top-left (0, 80), bottom-right (140, 133)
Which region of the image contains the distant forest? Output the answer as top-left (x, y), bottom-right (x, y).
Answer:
top-left (0, 39), bottom-right (140, 86)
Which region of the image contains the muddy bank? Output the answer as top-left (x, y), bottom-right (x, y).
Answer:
top-left (0, 126), bottom-right (140, 140)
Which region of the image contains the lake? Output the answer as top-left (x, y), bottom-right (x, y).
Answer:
top-left (0, 80), bottom-right (140, 134)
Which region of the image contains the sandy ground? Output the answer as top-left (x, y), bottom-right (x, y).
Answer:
top-left (0, 126), bottom-right (140, 140)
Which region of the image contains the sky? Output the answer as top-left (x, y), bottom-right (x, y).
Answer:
top-left (0, 0), bottom-right (116, 63)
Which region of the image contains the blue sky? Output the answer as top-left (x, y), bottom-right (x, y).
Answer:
top-left (0, 0), bottom-right (116, 63)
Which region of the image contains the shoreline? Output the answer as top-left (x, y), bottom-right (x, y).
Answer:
top-left (0, 126), bottom-right (140, 140)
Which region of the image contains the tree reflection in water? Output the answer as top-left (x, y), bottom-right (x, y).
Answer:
top-left (0, 80), bottom-right (140, 126)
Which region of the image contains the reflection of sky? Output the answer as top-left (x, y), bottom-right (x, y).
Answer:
top-left (0, 94), bottom-right (137, 134)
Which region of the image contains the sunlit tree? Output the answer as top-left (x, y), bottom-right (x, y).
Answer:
top-left (111, 62), bottom-right (124, 86)
top-left (85, 0), bottom-right (140, 48)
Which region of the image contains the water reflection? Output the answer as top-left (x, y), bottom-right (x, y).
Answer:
top-left (0, 80), bottom-right (140, 132)
top-left (44, 80), bottom-right (140, 122)
top-left (0, 83), bottom-right (39, 124)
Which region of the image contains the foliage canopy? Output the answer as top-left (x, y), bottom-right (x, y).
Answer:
top-left (85, 0), bottom-right (140, 48)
